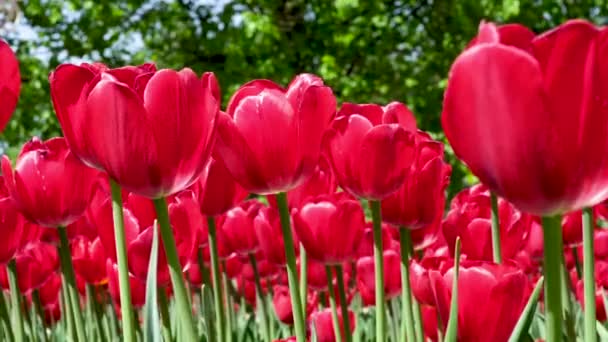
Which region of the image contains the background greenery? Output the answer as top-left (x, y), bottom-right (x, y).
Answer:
top-left (1, 0), bottom-right (607, 195)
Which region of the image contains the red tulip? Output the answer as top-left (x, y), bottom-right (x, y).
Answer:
top-left (575, 261), bottom-right (608, 322)
top-left (36, 273), bottom-right (62, 309)
top-left (0, 176), bottom-right (26, 264)
top-left (106, 260), bottom-right (146, 308)
top-left (293, 193), bottom-right (365, 264)
top-left (71, 235), bottom-right (107, 285)
top-left (272, 285), bottom-right (317, 325)
top-left (220, 200), bottom-right (263, 256)
top-left (193, 155), bottom-right (248, 216)
top-left (214, 74), bottom-right (336, 195)
top-left (323, 101), bottom-right (417, 200)
top-left (428, 261), bottom-right (529, 341)
top-left (442, 20), bottom-right (608, 215)
top-left (356, 249), bottom-right (401, 306)
top-left (2, 137), bottom-right (99, 227)
top-left (273, 338), bottom-right (297, 342)
top-left (13, 242), bottom-right (58, 293)
top-left (382, 131), bottom-right (450, 228)
top-left (356, 222), bottom-right (396, 257)
top-left (442, 185), bottom-right (532, 262)
top-left (254, 206), bottom-right (298, 265)
top-left (0, 39), bottom-right (20, 131)
top-left (310, 308), bottom-right (356, 342)
top-left (410, 256), bottom-right (452, 306)
top-left (50, 63), bottom-right (219, 198)
top-left (421, 304), bottom-right (439, 342)
top-left (240, 251), bottom-right (279, 281)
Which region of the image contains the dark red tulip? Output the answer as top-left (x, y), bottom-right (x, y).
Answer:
top-left (428, 261), bottom-right (529, 342)
top-left (442, 20), bottom-right (608, 216)
top-left (382, 131), bottom-right (451, 229)
top-left (356, 249), bottom-right (401, 306)
top-left (214, 74), bottom-right (336, 195)
top-left (293, 193), bottom-right (365, 264)
top-left (240, 251), bottom-right (279, 281)
top-left (310, 308), bottom-right (356, 342)
top-left (193, 154), bottom-right (248, 216)
top-left (254, 206), bottom-right (298, 265)
top-left (2, 137), bottom-right (99, 227)
top-left (304, 258), bottom-right (328, 291)
top-left (442, 185), bottom-right (532, 262)
top-left (36, 273), bottom-right (62, 310)
top-left (106, 260), bottom-right (146, 308)
top-left (220, 200), bottom-right (264, 256)
top-left (562, 204), bottom-right (608, 247)
top-left (0, 39), bottom-right (20, 132)
top-left (323, 101), bottom-right (417, 200)
top-left (71, 235), bottom-right (107, 285)
top-left (0, 176), bottom-right (26, 264)
top-left (50, 63), bottom-right (219, 198)
top-left (357, 222), bottom-right (396, 257)
top-left (575, 261), bottom-right (608, 322)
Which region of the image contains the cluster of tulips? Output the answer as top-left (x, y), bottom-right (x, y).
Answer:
top-left (0, 17), bottom-right (608, 342)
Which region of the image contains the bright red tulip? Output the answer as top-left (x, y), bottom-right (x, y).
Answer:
top-left (442, 20), bottom-right (608, 215)
top-left (0, 176), bottom-right (26, 264)
top-left (293, 193), bottom-right (365, 264)
top-left (220, 200), bottom-right (263, 256)
top-left (410, 256), bottom-right (453, 307)
top-left (6, 242), bottom-right (59, 293)
top-left (193, 154), bottom-right (248, 216)
top-left (428, 261), bottom-right (530, 342)
top-left (356, 249), bottom-right (401, 306)
top-left (214, 74), bottom-right (336, 195)
top-left (442, 185), bottom-right (532, 262)
top-left (0, 39), bottom-right (20, 131)
top-left (381, 131), bottom-right (451, 228)
top-left (310, 308), bottom-right (356, 342)
top-left (323, 101), bottom-right (417, 200)
top-left (272, 285), bottom-right (317, 325)
top-left (50, 63), bottom-right (219, 198)
top-left (106, 260), bottom-right (146, 308)
top-left (2, 137), bottom-right (99, 227)
top-left (71, 235), bottom-right (107, 285)
top-left (575, 260), bottom-right (608, 321)
top-left (254, 206), bottom-right (298, 265)
top-left (356, 222), bottom-right (396, 258)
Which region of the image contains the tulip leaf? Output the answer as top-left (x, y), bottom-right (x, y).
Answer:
top-left (444, 237), bottom-right (461, 342)
top-left (202, 284), bottom-right (216, 342)
top-left (143, 221), bottom-right (162, 342)
top-left (508, 276), bottom-right (544, 342)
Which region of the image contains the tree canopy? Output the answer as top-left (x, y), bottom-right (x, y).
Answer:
top-left (2, 0), bottom-right (607, 194)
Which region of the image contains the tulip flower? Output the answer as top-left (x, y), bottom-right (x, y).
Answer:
top-left (71, 235), bottom-right (107, 285)
top-left (323, 102), bottom-right (417, 200)
top-left (254, 205), bottom-right (298, 265)
top-left (310, 308), bottom-right (356, 342)
top-left (356, 250), bottom-right (402, 306)
top-left (193, 155), bottom-right (248, 216)
top-left (106, 260), bottom-right (146, 308)
top-left (6, 242), bottom-right (59, 293)
top-left (215, 74), bottom-right (336, 195)
top-left (0, 176), bottom-right (26, 264)
top-left (0, 39), bottom-right (20, 132)
top-left (418, 260), bottom-right (530, 342)
top-left (220, 200), bottom-right (263, 257)
top-left (50, 63), bottom-right (218, 199)
top-left (442, 185), bottom-right (532, 262)
top-left (2, 137), bottom-right (99, 227)
top-left (272, 285), bottom-right (317, 325)
top-left (381, 131), bottom-right (451, 229)
top-left (293, 193), bottom-right (365, 264)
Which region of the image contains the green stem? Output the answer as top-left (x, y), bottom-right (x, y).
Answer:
top-left (274, 192), bottom-right (307, 342)
top-left (57, 226), bottom-right (86, 341)
top-left (0, 287), bottom-right (14, 341)
top-left (369, 200), bottom-right (386, 342)
top-left (158, 286), bottom-right (173, 342)
top-left (207, 216), bottom-right (227, 342)
top-left (197, 247), bottom-right (212, 289)
top-left (335, 264), bottom-right (352, 342)
top-left (444, 238), bottom-right (461, 342)
top-left (399, 227), bottom-right (416, 342)
top-left (152, 197), bottom-right (197, 341)
top-left (223, 267), bottom-right (234, 342)
top-left (490, 192), bottom-right (502, 264)
top-left (109, 180), bottom-right (136, 342)
top-left (412, 298), bottom-right (423, 342)
top-left (60, 276), bottom-right (75, 340)
top-left (300, 246), bottom-right (308, 313)
top-left (86, 284), bottom-right (103, 341)
top-left (542, 215), bottom-right (564, 342)
top-left (32, 290), bottom-right (48, 342)
top-left (325, 266), bottom-right (343, 342)
top-left (249, 253), bottom-right (272, 342)
top-left (7, 260), bottom-right (24, 342)
top-left (583, 207), bottom-right (597, 342)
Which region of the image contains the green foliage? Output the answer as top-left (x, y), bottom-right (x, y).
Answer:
top-left (4, 0), bottom-right (608, 193)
